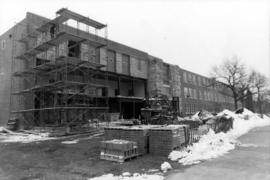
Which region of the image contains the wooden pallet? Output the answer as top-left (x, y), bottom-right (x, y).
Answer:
top-left (100, 153), bottom-right (139, 163)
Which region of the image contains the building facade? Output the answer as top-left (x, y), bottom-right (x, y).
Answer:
top-left (0, 9), bottom-right (234, 126)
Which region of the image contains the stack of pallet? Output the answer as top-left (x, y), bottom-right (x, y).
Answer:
top-left (104, 126), bottom-right (150, 155)
top-left (149, 125), bottom-right (189, 156)
top-left (100, 139), bottom-right (138, 163)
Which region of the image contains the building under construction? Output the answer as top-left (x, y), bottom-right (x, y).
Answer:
top-left (0, 9), bottom-right (234, 127)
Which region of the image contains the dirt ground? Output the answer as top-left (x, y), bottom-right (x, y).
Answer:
top-left (0, 133), bottom-right (180, 180)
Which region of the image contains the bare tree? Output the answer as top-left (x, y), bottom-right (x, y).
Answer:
top-left (249, 70), bottom-right (268, 115)
top-left (210, 55), bottom-right (247, 110)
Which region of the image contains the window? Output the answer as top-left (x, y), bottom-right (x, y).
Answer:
top-left (184, 87), bottom-right (189, 98)
top-left (188, 73), bottom-right (192, 83)
top-left (183, 72), bottom-right (187, 83)
top-left (189, 88), bottom-right (193, 98)
top-left (193, 89), bottom-right (197, 99)
top-left (193, 75), bottom-right (196, 84)
top-left (163, 63), bottom-right (170, 84)
top-left (198, 76), bottom-right (201, 86)
top-left (122, 54), bottom-right (130, 75)
top-left (137, 59), bottom-right (142, 71)
top-left (1, 40), bottom-right (6, 50)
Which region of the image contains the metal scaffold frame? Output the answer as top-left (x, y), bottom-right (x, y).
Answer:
top-left (10, 8), bottom-right (110, 128)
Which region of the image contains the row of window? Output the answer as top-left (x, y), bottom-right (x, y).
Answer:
top-left (183, 71), bottom-right (210, 86)
top-left (183, 103), bottom-right (233, 114)
top-left (108, 50), bottom-right (143, 73)
top-left (183, 87), bottom-right (233, 103)
top-left (183, 71), bottom-right (232, 95)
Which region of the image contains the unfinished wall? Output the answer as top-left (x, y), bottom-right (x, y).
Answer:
top-left (0, 18), bottom-right (29, 125)
top-left (170, 65), bottom-right (182, 112)
top-left (130, 57), bottom-right (148, 79)
top-left (147, 56), bottom-right (164, 97)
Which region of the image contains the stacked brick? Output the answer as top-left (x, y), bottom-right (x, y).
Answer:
top-left (100, 139), bottom-right (138, 163)
top-left (149, 125), bottom-right (189, 156)
top-left (104, 126), bottom-right (150, 155)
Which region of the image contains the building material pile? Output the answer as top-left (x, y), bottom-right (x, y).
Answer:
top-left (141, 94), bottom-right (178, 125)
top-left (100, 139), bottom-right (138, 163)
top-left (104, 126), bottom-right (150, 155)
top-left (148, 125), bottom-right (189, 156)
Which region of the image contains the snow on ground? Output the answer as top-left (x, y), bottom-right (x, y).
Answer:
top-left (0, 132), bottom-right (54, 143)
top-left (61, 133), bottom-right (103, 144)
top-left (88, 173), bottom-right (164, 180)
top-left (61, 139), bottom-right (79, 144)
top-left (160, 162), bottom-right (172, 173)
top-left (169, 109), bottom-right (270, 165)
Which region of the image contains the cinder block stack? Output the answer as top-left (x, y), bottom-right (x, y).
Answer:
top-left (149, 125), bottom-right (189, 156)
top-left (100, 139), bottom-right (138, 163)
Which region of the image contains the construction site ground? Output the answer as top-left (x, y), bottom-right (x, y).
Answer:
top-left (0, 132), bottom-right (181, 180)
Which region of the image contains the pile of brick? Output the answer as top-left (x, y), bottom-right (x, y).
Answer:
top-left (149, 125), bottom-right (189, 156)
top-left (100, 139), bottom-right (138, 163)
top-left (104, 126), bottom-right (150, 155)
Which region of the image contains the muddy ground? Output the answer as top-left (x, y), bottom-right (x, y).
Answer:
top-left (0, 133), bottom-right (182, 180)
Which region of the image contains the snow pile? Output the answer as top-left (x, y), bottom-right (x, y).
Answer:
top-left (88, 173), bottom-right (164, 180)
top-left (224, 109), bottom-right (270, 138)
top-left (191, 111), bottom-right (200, 121)
top-left (169, 129), bottom-right (235, 165)
top-left (191, 110), bottom-right (214, 121)
top-left (169, 109), bottom-right (270, 165)
top-left (0, 133), bottom-right (54, 143)
top-left (160, 162), bottom-right (172, 173)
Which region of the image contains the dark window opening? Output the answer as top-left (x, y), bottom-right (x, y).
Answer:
top-left (68, 40), bottom-right (80, 58)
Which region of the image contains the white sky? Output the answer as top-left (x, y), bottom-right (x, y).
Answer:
top-left (0, 0), bottom-right (269, 78)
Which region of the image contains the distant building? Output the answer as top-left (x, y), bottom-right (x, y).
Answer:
top-left (0, 9), bottom-right (234, 126)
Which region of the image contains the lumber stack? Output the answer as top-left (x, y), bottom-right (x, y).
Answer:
top-left (100, 139), bottom-right (138, 163)
top-left (149, 125), bottom-right (189, 156)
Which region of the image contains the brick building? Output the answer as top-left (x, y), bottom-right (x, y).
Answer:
top-left (0, 9), bottom-right (234, 126)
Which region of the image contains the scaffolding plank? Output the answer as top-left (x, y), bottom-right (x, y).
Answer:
top-left (37, 15), bottom-right (69, 32)
top-left (12, 80), bottom-right (107, 94)
top-left (56, 8), bottom-right (106, 29)
top-left (13, 71), bottom-right (34, 77)
top-left (56, 56), bottom-right (105, 69)
top-left (12, 106), bottom-right (109, 113)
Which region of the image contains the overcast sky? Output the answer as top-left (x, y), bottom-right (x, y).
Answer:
top-left (0, 0), bottom-right (269, 78)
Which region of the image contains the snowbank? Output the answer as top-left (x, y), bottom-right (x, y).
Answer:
top-left (0, 133), bottom-right (54, 143)
top-left (169, 109), bottom-right (270, 165)
top-left (88, 173), bottom-right (164, 180)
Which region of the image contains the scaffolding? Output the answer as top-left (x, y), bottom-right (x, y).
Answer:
top-left (10, 8), bottom-right (110, 128)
